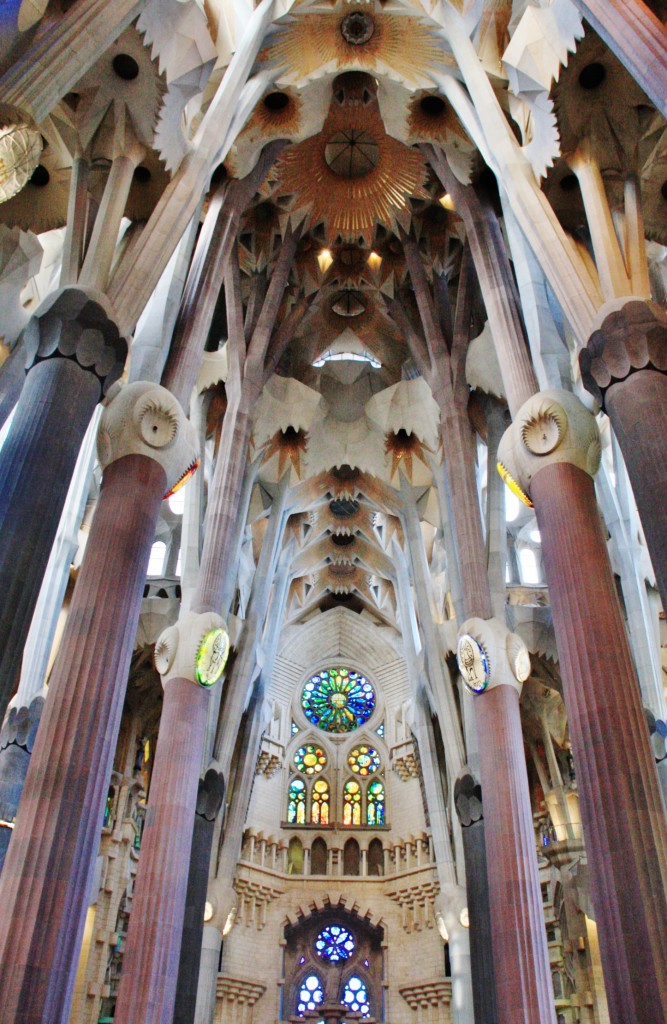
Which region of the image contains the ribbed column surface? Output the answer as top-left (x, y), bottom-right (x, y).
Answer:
top-left (113, 678), bottom-right (209, 1024)
top-left (532, 462), bottom-right (667, 1024)
top-left (173, 814), bottom-right (217, 1024)
top-left (462, 820), bottom-right (499, 1024)
top-left (0, 454), bottom-right (166, 1024)
top-left (0, 358), bottom-right (99, 722)
top-left (476, 687), bottom-right (556, 1024)
top-left (606, 371), bottom-right (667, 611)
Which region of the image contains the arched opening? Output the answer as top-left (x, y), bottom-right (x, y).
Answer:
top-left (343, 779), bottom-right (362, 825)
top-left (344, 837), bottom-right (360, 876)
top-left (311, 837), bottom-right (328, 876)
top-left (288, 836), bottom-right (304, 875)
top-left (367, 838), bottom-right (383, 876)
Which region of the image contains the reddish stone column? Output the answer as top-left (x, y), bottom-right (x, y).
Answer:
top-left (580, 300), bottom-right (667, 610)
top-left (500, 389), bottom-right (667, 1024)
top-left (0, 287), bottom-right (125, 724)
top-left (0, 383), bottom-right (197, 1024)
top-left (113, 678), bottom-right (211, 1023)
top-left (457, 619), bottom-right (556, 1024)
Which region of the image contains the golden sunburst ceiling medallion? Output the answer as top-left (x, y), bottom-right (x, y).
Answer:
top-left (385, 428), bottom-right (431, 481)
top-left (274, 72), bottom-right (428, 242)
top-left (262, 426), bottom-right (309, 478)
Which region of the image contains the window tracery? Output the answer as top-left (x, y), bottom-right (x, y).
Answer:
top-left (302, 667), bottom-right (375, 733)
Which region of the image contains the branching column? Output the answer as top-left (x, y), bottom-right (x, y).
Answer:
top-left (0, 383), bottom-right (197, 1024)
top-left (499, 389), bottom-right (667, 1024)
top-left (0, 287), bottom-right (126, 723)
top-left (580, 300), bottom-right (667, 610)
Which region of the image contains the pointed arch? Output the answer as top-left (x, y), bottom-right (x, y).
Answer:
top-left (343, 778), bottom-right (362, 826)
top-left (366, 779), bottom-right (385, 826)
top-left (343, 837), bottom-right (360, 876)
top-left (311, 777), bottom-right (330, 825)
top-left (311, 836), bottom-right (328, 875)
top-left (287, 777), bottom-right (307, 825)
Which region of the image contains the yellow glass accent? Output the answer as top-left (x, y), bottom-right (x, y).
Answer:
top-left (497, 461), bottom-right (533, 508)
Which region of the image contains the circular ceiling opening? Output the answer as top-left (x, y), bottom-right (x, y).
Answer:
top-left (112, 54), bottom-right (139, 81)
top-left (29, 165), bottom-right (49, 187)
top-left (578, 62), bottom-right (606, 90)
top-left (559, 173), bottom-right (579, 192)
top-left (331, 291), bottom-right (366, 317)
top-left (340, 10), bottom-right (375, 46)
top-left (133, 166), bottom-right (151, 184)
top-left (325, 129), bottom-right (379, 179)
top-left (420, 95), bottom-right (446, 116)
top-left (264, 91), bottom-right (289, 112)
top-left (330, 498), bottom-right (359, 517)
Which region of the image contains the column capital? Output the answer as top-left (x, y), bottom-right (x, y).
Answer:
top-left (453, 769), bottom-right (483, 826)
top-left (22, 286), bottom-right (127, 394)
top-left (456, 616), bottom-right (531, 697)
top-left (97, 381), bottom-right (200, 496)
top-left (154, 611), bottom-right (229, 689)
top-left (580, 298), bottom-right (667, 408)
top-left (497, 388), bottom-right (601, 504)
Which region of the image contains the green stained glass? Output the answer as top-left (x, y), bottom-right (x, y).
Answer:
top-left (367, 779), bottom-right (384, 826)
top-left (294, 744), bottom-right (327, 775)
top-left (302, 668), bottom-right (375, 733)
top-left (288, 777), bottom-right (306, 824)
top-left (348, 745), bottom-right (380, 777)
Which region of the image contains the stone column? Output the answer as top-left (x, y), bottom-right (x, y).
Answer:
top-left (499, 388), bottom-right (667, 1024)
top-left (453, 771), bottom-right (499, 1024)
top-left (579, 299), bottom-right (667, 610)
top-left (173, 768), bottom-right (225, 1024)
top-left (114, 611), bottom-right (229, 1024)
top-left (456, 618), bottom-right (556, 1024)
top-left (0, 287), bottom-right (126, 724)
top-left (0, 383), bottom-right (197, 1024)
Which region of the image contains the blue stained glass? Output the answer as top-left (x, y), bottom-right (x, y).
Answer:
top-left (302, 667), bottom-right (375, 733)
top-left (297, 974), bottom-right (324, 1014)
top-left (375, 722), bottom-right (385, 738)
top-left (291, 721), bottom-right (300, 736)
top-left (342, 976), bottom-right (370, 1016)
top-left (314, 925), bottom-right (355, 962)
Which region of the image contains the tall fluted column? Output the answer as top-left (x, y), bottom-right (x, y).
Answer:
top-left (0, 287), bottom-right (126, 723)
top-left (456, 618), bottom-right (555, 1024)
top-left (454, 772), bottom-right (499, 1024)
top-left (580, 299), bottom-right (667, 609)
top-left (0, 383), bottom-right (198, 1024)
top-left (499, 389), bottom-right (667, 1024)
top-left (114, 613), bottom-right (229, 1024)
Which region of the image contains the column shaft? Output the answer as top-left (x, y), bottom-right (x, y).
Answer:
top-left (532, 462), bottom-right (667, 1024)
top-left (605, 371), bottom-right (667, 610)
top-left (114, 678), bottom-right (209, 1024)
top-left (476, 687), bottom-right (556, 1023)
top-left (173, 814), bottom-right (217, 1024)
top-left (0, 454), bottom-right (166, 1024)
top-left (0, 358), bottom-right (100, 722)
top-left (461, 820), bottom-right (499, 1024)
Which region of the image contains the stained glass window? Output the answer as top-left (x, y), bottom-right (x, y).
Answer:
top-left (302, 668), bottom-right (375, 733)
top-left (297, 974), bottom-right (324, 1014)
top-left (343, 779), bottom-right (362, 826)
top-left (291, 721), bottom-right (300, 736)
top-left (367, 780), bottom-right (385, 826)
top-left (288, 778), bottom-right (306, 824)
top-left (294, 744), bottom-right (327, 775)
top-left (312, 778), bottom-right (330, 825)
top-left (375, 722), bottom-right (385, 739)
top-left (348, 745), bottom-right (380, 777)
top-left (342, 976), bottom-right (370, 1016)
top-left (315, 925), bottom-right (355, 961)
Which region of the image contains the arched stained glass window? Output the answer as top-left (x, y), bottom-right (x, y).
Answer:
top-left (315, 925), bottom-right (355, 961)
top-left (294, 744), bottom-right (327, 775)
top-left (288, 778), bottom-right (306, 824)
top-left (297, 974), bottom-right (324, 1014)
top-left (342, 976), bottom-right (370, 1016)
top-left (343, 779), bottom-right (361, 826)
top-left (302, 668), bottom-right (375, 733)
top-left (348, 745), bottom-right (380, 776)
top-left (312, 778), bottom-right (330, 825)
top-left (366, 780), bottom-right (384, 826)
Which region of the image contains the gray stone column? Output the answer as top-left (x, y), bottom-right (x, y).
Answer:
top-left (0, 287), bottom-right (125, 724)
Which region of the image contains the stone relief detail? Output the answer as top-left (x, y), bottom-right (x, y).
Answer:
top-left (580, 298), bottom-right (667, 407)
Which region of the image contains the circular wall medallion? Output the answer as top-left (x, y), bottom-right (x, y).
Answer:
top-left (340, 10), bottom-right (375, 46)
top-left (456, 635), bottom-right (490, 694)
top-left (195, 627), bottom-right (229, 687)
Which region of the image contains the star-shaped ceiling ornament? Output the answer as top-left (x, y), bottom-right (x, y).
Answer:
top-left (385, 428), bottom-right (432, 481)
top-left (262, 426), bottom-right (309, 478)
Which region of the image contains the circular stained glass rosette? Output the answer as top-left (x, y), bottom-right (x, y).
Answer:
top-left (294, 744), bottom-right (327, 774)
top-left (348, 745), bottom-right (380, 776)
top-left (315, 925), bottom-right (355, 962)
top-left (456, 635), bottom-right (489, 695)
top-left (302, 668), bottom-right (375, 733)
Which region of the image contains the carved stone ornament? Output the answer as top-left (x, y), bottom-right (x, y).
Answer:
top-left (580, 298), bottom-right (667, 408)
top-left (97, 381), bottom-right (200, 497)
top-left (496, 388), bottom-right (601, 503)
top-left (22, 286), bottom-right (127, 394)
top-left (153, 610), bottom-right (228, 688)
top-left (457, 617), bottom-right (531, 696)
